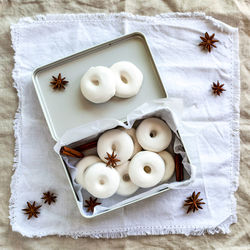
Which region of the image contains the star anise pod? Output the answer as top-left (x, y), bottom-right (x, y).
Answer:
top-left (184, 191), bottom-right (205, 214)
top-left (22, 201), bottom-right (42, 220)
top-left (199, 32), bottom-right (219, 52)
top-left (41, 191), bottom-right (57, 205)
top-left (50, 73), bottom-right (68, 90)
top-left (212, 81), bottom-right (226, 96)
top-left (84, 197), bottom-right (101, 213)
top-left (104, 151), bottom-right (120, 168)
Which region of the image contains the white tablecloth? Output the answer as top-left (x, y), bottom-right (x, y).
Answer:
top-left (9, 12), bottom-right (240, 238)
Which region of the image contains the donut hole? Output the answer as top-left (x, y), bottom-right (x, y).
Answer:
top-left (150, 130), bottom-right (157, 138)
top-left (99, 179), bottom-right (105, 185)
top-left (144, 166), bottom-right (151, 174)
top-left (120, 75), bottom-right (128, 84)
top-left (123, 174), bottom-right (130, 182)
top-left (91, 79), bottom-right (99, 86)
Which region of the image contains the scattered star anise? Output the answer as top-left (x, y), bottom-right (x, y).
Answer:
top-left (41, 191), bottom-right (57, 205)
top-left (22, 201), bottom-right (42, 220)
top-left (105, 151), bottom-right (120, 168)
top-left (50, 73), bottom-right (68, 90)
top-left (184, 191), bottom-right (206, 214)
top-left (199, 32), bottom-right (219, 52)
top-left (84, 197), bottom-right (101, 213)
top-left (212, 81), bottom-right (226, 96)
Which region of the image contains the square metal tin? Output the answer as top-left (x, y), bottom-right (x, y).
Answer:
top-left (32, 32), bottom-right (188, 219)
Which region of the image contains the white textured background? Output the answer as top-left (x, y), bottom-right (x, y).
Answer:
top-left (0, 0), bottom-right (249, 249)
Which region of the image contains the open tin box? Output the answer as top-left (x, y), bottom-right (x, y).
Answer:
top-left (32, 32), bottom-right (194, 218)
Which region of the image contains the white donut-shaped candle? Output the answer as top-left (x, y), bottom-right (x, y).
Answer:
top-left (129, 151), bottom-right (165, 188)
top-left (84, 162), bottom-right (120, 199)
top-left (110, 61), bottom-right (143, 98)
top-left (118, 127), bottom-right (142, 157)
top-left (75, 155), bottom-right (101, 189)
top-left (97, 129), bottom-right (134, 165)
top-left (158, 151), bottom-right (175, 183)
top-left (80, 66), bottom-right (116, 104)
top-left (116, 161), bottom-right (139, 196)
top-left (136, 118), bottom-right (172, 152)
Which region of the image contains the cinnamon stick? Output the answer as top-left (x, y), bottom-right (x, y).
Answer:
top-left (74, 140), bottom-right (98, 152)
top-left (174, 154), bottom-right (184, 181)
top-left (60, 146), bottom-right (84, 158)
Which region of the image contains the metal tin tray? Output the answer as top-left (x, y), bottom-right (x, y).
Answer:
top-left (32, 32), bottom-right (189, 219)
top-left (32, 32), bottom-right (166, 141)
top-left (62, 115), bottom-right (191, 219)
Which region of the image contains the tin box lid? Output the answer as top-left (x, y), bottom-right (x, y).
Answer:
top-left (32, 32), bottom-right (167, 141)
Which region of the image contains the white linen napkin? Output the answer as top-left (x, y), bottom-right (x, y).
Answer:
top-left (9, 12), bottom-right (240, 238)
